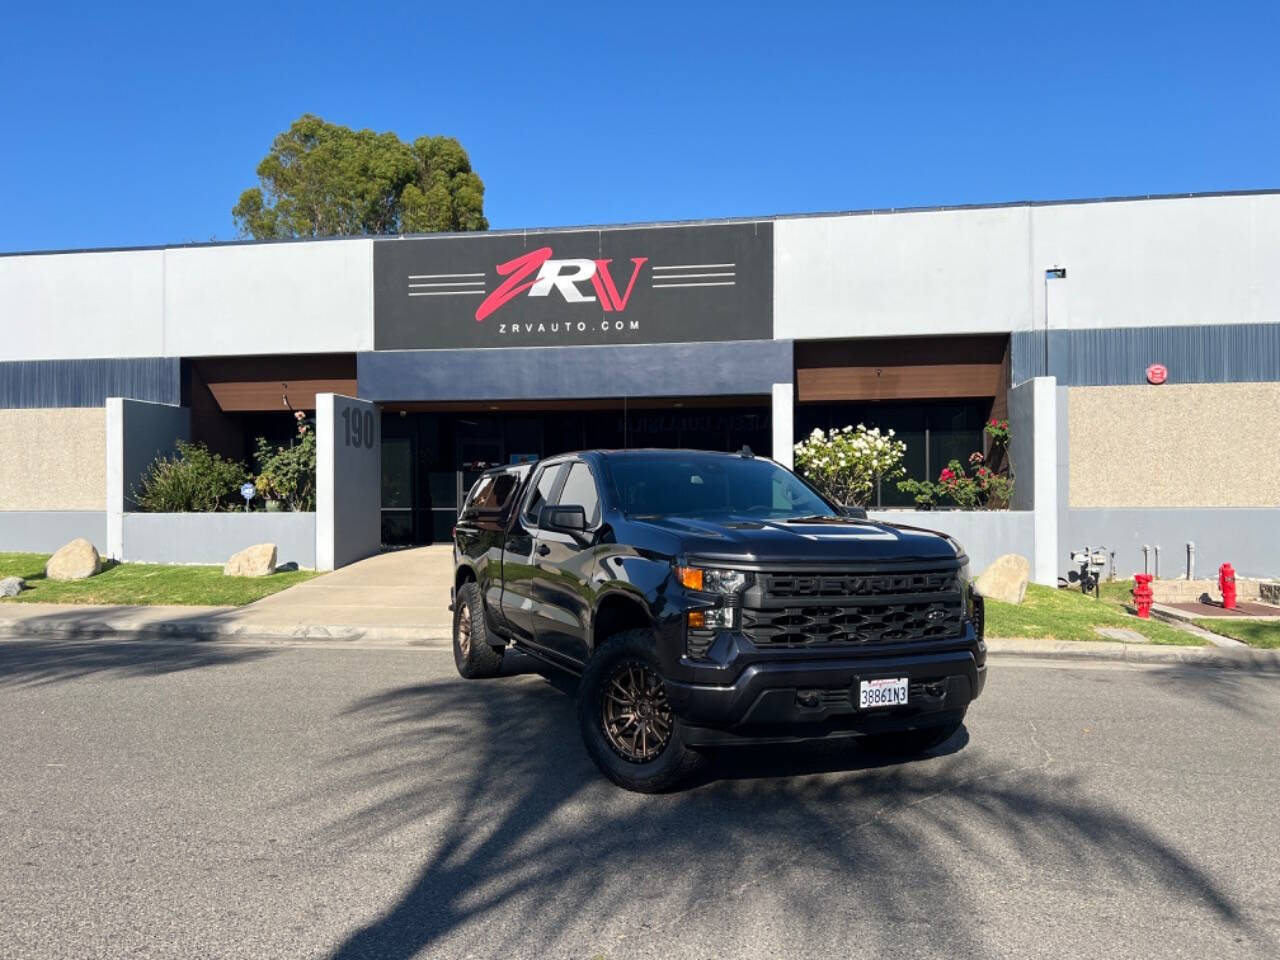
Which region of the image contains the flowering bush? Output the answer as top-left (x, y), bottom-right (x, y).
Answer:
top-left (253, 411), bottom-right (317, 511)
top-left (793, 424), bottom-right (907, 508)
top-left (897, 418), bottom-right (1014, 510)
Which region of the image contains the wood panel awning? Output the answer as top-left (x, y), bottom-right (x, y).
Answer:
top-left (187, 355), bottom-right (357, 412)
top-left (795, 335), bottom-right (1010, 403)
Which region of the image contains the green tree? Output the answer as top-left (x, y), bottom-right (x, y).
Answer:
top-left (232, 114), bottom-right (488, 239)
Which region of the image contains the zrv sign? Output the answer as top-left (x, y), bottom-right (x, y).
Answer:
top-left (373, 222), bottom-right (772, 349)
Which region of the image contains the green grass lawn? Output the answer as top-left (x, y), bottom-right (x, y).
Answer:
top-left (985, 582), bottom-right (1202, 645)
top-left (0, 553), bottom-right (318, 606)
top-left (1192, 619), bottom-right (1280, 649)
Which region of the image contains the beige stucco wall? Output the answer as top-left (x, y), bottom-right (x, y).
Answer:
top-left (0, 408), bottom-right (106, 510)
top-left (1068, 383), bottom-right (1280, 507)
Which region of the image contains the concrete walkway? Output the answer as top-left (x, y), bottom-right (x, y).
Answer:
top-left (0, 546), bottom-right (454, 645)
top-left (2, 546), bottom-right (1279, 669)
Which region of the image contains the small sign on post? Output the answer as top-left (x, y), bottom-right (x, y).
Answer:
top-left (240, 482), bottom-right (256, 512)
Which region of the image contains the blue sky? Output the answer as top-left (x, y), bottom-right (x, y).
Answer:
top-left (2, 0), bottom-right (1277, 252)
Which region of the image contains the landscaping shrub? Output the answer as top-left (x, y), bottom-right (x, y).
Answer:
top-left (135, 441), bottom-right (249, 512)
top-left (252, 412), bottom-right (317, 511)
top-left (793, 424), bottom-right (907, 508)
top-left (897, 418), bottom-right (1015, 510)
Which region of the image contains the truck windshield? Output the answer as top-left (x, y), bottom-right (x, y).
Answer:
top-left (607, 456), bottom-right (836, 519)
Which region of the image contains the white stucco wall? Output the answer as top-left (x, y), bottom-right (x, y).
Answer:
top-left (774, 206), bottom-right (1032, 340)
top-left (1028, 193), bottom-right (1280, 332)
top-left (776, 192), bottom-right (1280, 340)
top-left (0, 249), bottom-right (165, 360)
top-left (162, 239), bottom-right (373, 356)
top-left (4, 193), bottom-right (1280, 359)
top-left (0, 239), bottom-right (374, 361)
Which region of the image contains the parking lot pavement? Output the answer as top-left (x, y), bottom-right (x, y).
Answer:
top-left (2, 637), bottom-right (1278, 959)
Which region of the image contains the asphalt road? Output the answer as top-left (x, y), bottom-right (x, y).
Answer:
top-left (1, 638), bottom-right (1278, 960)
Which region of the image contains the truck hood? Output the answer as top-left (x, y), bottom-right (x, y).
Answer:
top-left (631, 514), bottom-right (962, 566)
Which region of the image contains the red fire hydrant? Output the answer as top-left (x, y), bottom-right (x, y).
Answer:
top-left (1132, 574), bottom-right (1154, 619)
top-left (1219, 563), bottom-right (1237, 610)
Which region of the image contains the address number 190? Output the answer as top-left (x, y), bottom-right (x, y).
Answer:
top-left (341, 408), bottom-right (375, 449)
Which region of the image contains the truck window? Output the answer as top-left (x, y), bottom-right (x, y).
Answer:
top-left (522, 464), bottom-right (565, 526)
top-left (557, 462), bottom-right (601, 526)
top-left (465, 471), bottom-right (520, 514)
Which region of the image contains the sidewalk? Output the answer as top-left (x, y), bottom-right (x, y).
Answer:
top-left (2, 547), bottom-right (1279, 669)
top-left (0, 545), bottom-right (454, 645)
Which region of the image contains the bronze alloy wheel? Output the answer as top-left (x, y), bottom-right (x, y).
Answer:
top-left (457, 602), bottom-right (472, 657)
top-left (601, 660), bottom-right (674, 763)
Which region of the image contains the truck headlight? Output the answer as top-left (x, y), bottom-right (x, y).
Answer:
top-left (676, 566), bottom-right (749, 595)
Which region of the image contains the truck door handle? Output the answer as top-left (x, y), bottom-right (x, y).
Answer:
top-left (536, 544), bottom-right (551, 556)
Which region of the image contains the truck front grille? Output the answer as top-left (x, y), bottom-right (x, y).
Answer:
top-left (741, 568), bottom-right (964, 648)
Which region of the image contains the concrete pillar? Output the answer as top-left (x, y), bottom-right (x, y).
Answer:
top-left (771, 382), bottom-right (794, 468)
top-left (1030, 377), bottom-right (1059, 586)
top-left (317, 393), bottom-right (381, 571)
top-left (105, 399), bottom-right (124, 560)
top-left (104, 397), bottom-right (189, 561)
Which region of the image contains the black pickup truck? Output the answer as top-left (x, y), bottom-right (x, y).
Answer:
top-left (451, 449), bottom-right (985, 792)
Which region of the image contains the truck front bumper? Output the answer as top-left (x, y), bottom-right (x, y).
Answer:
top-left (664, 648), bottom-right (984, 748)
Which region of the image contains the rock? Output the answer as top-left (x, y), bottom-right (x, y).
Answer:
top-left (224, 543), bottom-right (277, 577)
top-left (45, 538), bottom-right (102, 581)
top-left (974, 553), bottom-right (1031, 605)
top-left (0, 576), bottom-right (25, 597)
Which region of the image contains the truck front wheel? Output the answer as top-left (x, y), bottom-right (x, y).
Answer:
top-left (452, 581), bottom-right (504, 679)
top-left (578, 630), bottom-right (703, 793)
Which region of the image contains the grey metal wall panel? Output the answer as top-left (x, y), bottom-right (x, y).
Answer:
top-left (1012, 323), bottom-right (1280, 386)
top-left (121, 512), bottom-right (317, 568)
top-left (358, 339), bottom-right (794, 403)
top-left (0, 358), bottom-right (180, 408)
top-left (1066, 508), bottom-right (1280, 580)
top-left (866, 510), bottom-right (1036, 577)
top-left (0, 511), bottom-right (108, 553)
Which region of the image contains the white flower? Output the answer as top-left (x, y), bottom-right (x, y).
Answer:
top-left (887, 429), bottom-right (895, 437)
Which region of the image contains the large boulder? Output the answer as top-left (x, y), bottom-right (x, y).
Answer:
top-left (224, 543), bottom-right (277, 577)
top-left (0, 576), bottom-right (25, 597)
top-left (975, 553), bottom-right (1031, 606)
top-left (45, 539), bottom-right (102, 581)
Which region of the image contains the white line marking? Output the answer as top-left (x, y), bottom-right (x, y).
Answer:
top-left (643, 272), bottom-right (734, 279)
top-left (408, 290), bottom-right (487, 297)
top-left (651, 263), bottom-right (734, 270)
top-left (652, 281), bottom-right (736, 288)
top-left (407, 272), bottom-right (486, 279)
top-left (408, 280), bottom-right (485, 288)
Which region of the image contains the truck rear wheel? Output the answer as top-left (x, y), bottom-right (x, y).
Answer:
top-left (452, 581), bottom-right (504, 679)
top-left (578, 630), bottom-right (703, 793)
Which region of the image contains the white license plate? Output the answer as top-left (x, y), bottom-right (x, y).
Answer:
top-left (859, 677), bottom-right (909, 709)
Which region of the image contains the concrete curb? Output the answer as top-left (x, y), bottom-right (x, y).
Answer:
top-left (985, 637), bottom-right (1280, 671)
top-left (0, 613), bottom-right (452, 647)
top-left (2, 610), bottom-right (1278, 670)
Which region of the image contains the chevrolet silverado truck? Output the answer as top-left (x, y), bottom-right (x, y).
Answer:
top-left (451, 449), bottom-right (986, 792)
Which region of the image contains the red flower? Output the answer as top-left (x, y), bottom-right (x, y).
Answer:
top-left (939, 467), bottom-right (957, 483)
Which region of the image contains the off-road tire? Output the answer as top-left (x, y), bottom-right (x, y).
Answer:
top-left (452, 581), bottom-right (504, 679)
top-left (578, 630), bottom-right (703, 793)
top-left (857, 713), bottom-right (966, 757)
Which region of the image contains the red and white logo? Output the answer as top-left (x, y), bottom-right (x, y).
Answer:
top-left (400, 249), bottom-right (738, 339)
top-left (1146, 363), bottom-right (1168, 385)
top-left (475, 247), bottom-right (647, 322)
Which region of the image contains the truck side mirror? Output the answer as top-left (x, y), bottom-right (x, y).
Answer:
top-left (839, 504), bottom-right (868, 520)
top-left (540, 504), bottom-right (588, 534)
